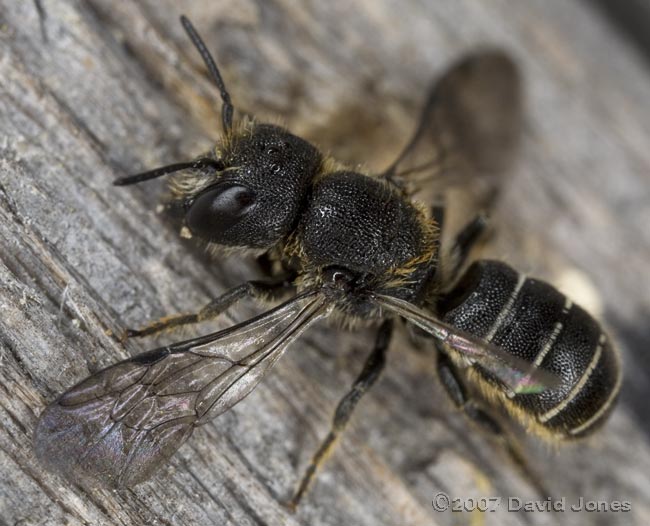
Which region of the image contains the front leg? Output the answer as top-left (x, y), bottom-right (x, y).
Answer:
top-left (125, 277), bottom-right (295, 339)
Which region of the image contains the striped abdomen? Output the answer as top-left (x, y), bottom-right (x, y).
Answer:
top-left (439, 260), bottom-right (621, 439)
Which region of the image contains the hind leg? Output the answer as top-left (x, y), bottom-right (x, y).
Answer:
top-left (435, 350), bottom-right (550, 496)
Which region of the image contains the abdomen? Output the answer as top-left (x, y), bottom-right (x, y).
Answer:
top-left (438, 260), bottom-right (621, 439)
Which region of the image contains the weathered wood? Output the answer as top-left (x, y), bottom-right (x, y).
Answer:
top-left (1, 1), bottom-right (650, 525)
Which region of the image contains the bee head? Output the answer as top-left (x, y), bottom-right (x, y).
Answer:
top-left (114, 17), bottom-right (322, 250)
top-left (179, 124), bottom-right (321, 248)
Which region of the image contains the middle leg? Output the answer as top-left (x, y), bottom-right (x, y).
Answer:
top-left (286, 320), bottom-right (393, 509)
top-left (446, 214), bottom-right (488, 283)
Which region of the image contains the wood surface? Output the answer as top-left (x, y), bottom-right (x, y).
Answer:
top-left (1, 1), bottom-right (650, 525)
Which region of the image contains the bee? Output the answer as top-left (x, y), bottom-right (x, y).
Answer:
top-left (33, 15), bottom-right (621, 507)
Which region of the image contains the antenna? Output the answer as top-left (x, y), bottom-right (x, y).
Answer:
top-left (180, 15), bottom-right (234, 133)
top-left (113, 158), bottom-right (223, 186)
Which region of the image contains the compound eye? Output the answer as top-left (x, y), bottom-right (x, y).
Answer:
top-left (186, 183), bottom-right (257, 239)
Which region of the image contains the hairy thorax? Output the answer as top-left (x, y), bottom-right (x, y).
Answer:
top-left (290, 171), bottom-right (439, 320)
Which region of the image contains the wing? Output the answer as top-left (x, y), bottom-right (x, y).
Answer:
top-left (381, 50), bottom-right (522, 208)
top-left (34, 291), bottom-right (329, 488)
top-left (375, 294), bottom-right (557, 395)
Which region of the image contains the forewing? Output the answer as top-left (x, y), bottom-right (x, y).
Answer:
top-left (34, 291), bottom-right (328, 488)
top-left (382, 51), bottom-right (522, 207)
top-left (376, 294), bottom-right (556, 395)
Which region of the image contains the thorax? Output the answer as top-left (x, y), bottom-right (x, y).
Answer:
top-left (288, 171), bottom-right (438, 318)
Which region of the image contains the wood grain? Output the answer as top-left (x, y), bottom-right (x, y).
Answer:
top-left (1, 1), bottom-right (649, 525)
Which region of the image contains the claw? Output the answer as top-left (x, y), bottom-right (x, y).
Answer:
top-left (118, 328), bottom-right (140, 343)
top-left (279, 498), bottom-right (298, 514)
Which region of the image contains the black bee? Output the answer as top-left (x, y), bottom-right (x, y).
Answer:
top-left (34, 15), bottom-right (621, 507)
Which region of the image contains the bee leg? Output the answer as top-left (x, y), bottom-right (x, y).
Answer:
top-left (124, 277), bottom-right (295, 339)
top-left (255, 252), bottom-right (275, 277)
top-left (34, 0), bottom-right (48, 43)
top-left (285, 320), bottom-right (393, 510)
top-left (417, 201), bottom-right (446, 289)
top-left (447, 214), bottom-right (488, 281)
top-left (435, 350), bottom-right (551, 497)
top-left (431, 203), bottom-right (445, 231)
